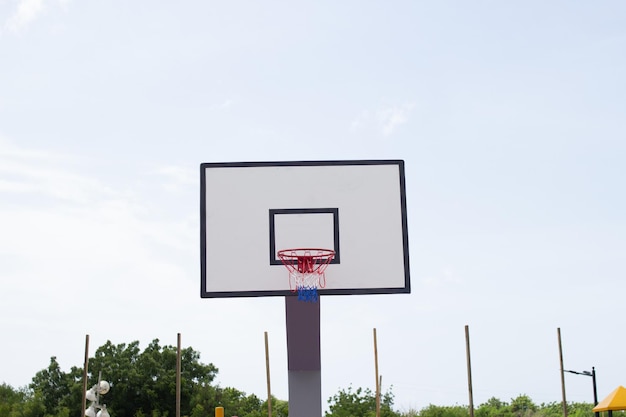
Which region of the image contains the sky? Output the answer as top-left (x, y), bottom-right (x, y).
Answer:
top-left (1, 0), bottom-right (625, 414)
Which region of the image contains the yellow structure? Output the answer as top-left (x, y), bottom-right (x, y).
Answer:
top-left (593, 386), bottom-right (626, 413)
top-left (215, 407), bottom-right (224, 417)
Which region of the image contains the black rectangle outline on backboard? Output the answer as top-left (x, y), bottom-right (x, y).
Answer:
top-left (269, 208), bottom-right (340, 265)
top-left (200, 159), bottom-right (410, 298)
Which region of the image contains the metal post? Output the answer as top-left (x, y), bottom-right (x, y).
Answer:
top-left (592, 367), bottom-right (598, 417)
top-left (285, 296), bottom-right (322, 417)
top-left (564, 367), bottom-right (599, 415)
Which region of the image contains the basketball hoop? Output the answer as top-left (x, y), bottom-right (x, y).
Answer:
top-left (277, 248), bottom-right (335, 303)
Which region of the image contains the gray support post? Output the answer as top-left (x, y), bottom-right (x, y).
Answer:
top-left (285, 296), bottom-right (322, 417)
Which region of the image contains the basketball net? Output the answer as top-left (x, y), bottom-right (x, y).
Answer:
top-left (291, 272), bottom-right (326, 302)
top-left (277, 249), bottom-right (334, 303)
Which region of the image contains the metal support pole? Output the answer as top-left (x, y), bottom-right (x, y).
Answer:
top-left (592, 367), bottom-right (599, 417)
top-left (563, 367), bottom-right (599, 415)
top-left (592, 367), bottom-right (598, 404)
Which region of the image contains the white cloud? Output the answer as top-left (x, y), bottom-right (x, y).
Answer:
top-left (219, 99), bottom-right (234, 109)
top-left (377, 103), bottom-right (414, 136)
top-left (4, 0), bottom-right (69, 33)
top-left (209, 99), bottom-right (236, 111)
top-left (5, 0), bottom-right (45, 32)
top-left (155, 165), bottom-right (196, 186)
top-left (153, 165), bottom-right (197, 193)
top-left (0, 141), bottom-right (200, 369)
top-left (0, 141), bottom-right (114, 204)
top-left (350, 103), bottom-right (414, 136)
top-left (0, 140), bottom-right (194, 284)
top-left (349, 110), bottom-right (370, 133)
top-left (421, 266), bottom-right (463, 287)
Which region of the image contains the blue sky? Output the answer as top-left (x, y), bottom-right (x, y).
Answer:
top-left (1, 0), bottom-right (625, 413)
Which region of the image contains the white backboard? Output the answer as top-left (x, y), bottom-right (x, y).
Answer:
top-left (200, 160), bottom-right (410, 298)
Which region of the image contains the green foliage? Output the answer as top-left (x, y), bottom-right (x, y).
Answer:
top-left (399, 408), bottom-right (420, 417)
top-left (10, 340), bottom-right (218, 417)
top-left (0, 383), bottom-right (25, 417)
top-left (326, 386), bottom-right (399, 417)
top-left (189, 385), bottom-right (264, 417)
top-left (87, 340), bottom-right (142, 417)
top-left (28, 357), bottom-right (77, 417)
top-left (510, 395), bottom-right (537, 417)
top-left (537, 401), bottom-right (563, 417)
top-left (476, 397), bottom-right (513, 417)
top-left (568, 402), bottom-right (595, 417)
top-left (0, 388), bottom-right (46, 417)
top-left (270, 398), bottom-right (289, 417)
top-left (0, 383), bottom-right (25, 403)
top-left (418, 404), bottom-right (469, 417)
top-left (2, 343), bottom-right (603, 417)
top-left (88, 339), bottom-right (218, 417)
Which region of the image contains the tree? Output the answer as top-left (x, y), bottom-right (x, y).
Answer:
top-left (22, 340), bottom-right (218, 417)
top-left (510, 395), bottom-right (537, 417)
top-left (189, 385), bottom-right (264, 417)
top-left (418, 404), bottom-right (469, 417)
top-left (326, 386), bottom-right (399, 417)
top-left (29, 357), bottom-right (75, 417)
top-left (0, 383), bottom-right (24, 417)
top-left (568, 402), bottom-right (595, 417)
top-left (476, 397), bottom-right (513, 417)
top-left (0, 384), bottom-right (46, 417)
top-left (538, 401), bottom-right (562, 417)
top-left (88, 339), bottom-right (218, 417)
top-left (6, 348), bottom-right (603, 417)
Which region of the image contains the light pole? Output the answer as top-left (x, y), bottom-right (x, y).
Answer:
top-left (84, 373), bottom-right (111, 417)
top-left (564, 367), bottom-right (598, 417)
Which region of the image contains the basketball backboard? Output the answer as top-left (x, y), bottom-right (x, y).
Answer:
top-left (200, 160), bottom-right (410, 298)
